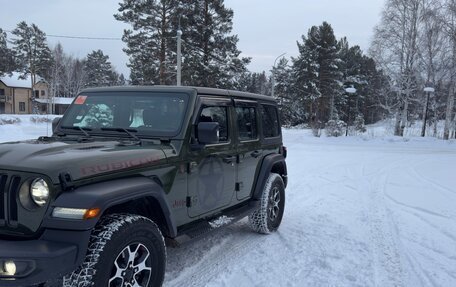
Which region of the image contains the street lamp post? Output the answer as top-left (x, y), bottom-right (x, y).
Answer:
top-left (176, 29), bottom-right (182, 86)
top-left (271, 53), bottom-right (286, 98)
top-left (345, 86), bottom-right (357, 136)
top-left (421, 86), bottom-right (435, 137)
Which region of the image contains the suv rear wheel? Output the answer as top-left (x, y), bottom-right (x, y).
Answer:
top-left (64, 214), bottom-right (166, 287)
top-left (249, 173), bottom-right (285, 234)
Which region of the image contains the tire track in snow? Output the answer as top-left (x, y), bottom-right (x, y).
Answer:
top-left (411, 161), bottom-right (456, 196)
top-left (384, 193), bottom-right (451, 220)
top-left (165, 211), bottom-right (328, 287)
top-left (164, 224), bottom-right (258, 287)
top-left (361, 161), bottom-right (405, 287)
top-left (366, 158), bottom-right (451, 287)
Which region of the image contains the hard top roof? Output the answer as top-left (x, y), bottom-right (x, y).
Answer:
top-left (80, 86), bottom-right (276, 103)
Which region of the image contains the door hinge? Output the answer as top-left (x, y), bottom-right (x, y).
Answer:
top-left (59, 172), bottom-right (74, 191)
top-left (235, 182), bottom-right (243, 192)
top-left (186, 196), bottom-right (192, 207)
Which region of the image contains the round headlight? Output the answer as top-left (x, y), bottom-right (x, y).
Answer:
top-left (30, 178), bottom-right (49, 207)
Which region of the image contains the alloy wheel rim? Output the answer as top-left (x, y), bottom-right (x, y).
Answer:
top-left (268, 187), bottom-right (281, 222)
top-left (108, 243), bottom-right (152, 287)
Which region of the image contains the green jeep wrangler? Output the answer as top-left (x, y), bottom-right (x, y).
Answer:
top-left (0, 86), bottom-right (288, 287)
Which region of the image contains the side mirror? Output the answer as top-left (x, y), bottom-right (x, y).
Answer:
top-left (197, 122), bottom-right (219, 145)
top-left (52, 117), bottom-right (62, 133)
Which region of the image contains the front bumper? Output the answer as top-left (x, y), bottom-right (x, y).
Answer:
top-left (0, 229), bottom-right (91, 286)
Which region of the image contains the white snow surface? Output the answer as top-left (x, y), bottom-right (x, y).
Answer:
top-left (0, 115), bottom-right (58, 142)
top-left (1, 117), bottom-right (455, 286)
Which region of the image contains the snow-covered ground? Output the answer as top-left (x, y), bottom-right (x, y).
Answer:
top-left (1, 116), bottom-right (455, 287)
top-left (0, 114), bottom-right (58, 142)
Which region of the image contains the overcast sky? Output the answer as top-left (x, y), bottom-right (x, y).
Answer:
top-left (2, 0), bottom-right (386, 78)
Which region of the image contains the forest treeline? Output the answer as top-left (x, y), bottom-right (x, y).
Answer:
top-left (0, 0), bottom-right (455, 138)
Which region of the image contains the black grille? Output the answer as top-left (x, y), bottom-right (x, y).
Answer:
top-left (0, 174), bottom-right (7, 224)
top-left (0, 173), bottom-right (21, 227)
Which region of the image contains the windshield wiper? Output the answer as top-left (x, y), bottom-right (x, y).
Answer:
top-left (61, 126), bottom-right (92, 137)
top-left (101, 127), bottom-right (141, 142)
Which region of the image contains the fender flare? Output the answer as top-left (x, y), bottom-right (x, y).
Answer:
top-left (42, 177), bottom-right (177, 237)
top-left (252, 154), bottom-right (287, 200)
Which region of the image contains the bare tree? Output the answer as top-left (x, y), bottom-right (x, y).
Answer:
top-left (442, 0), bottom-right (456, 139)
top-left (49, 43), bottom-right (66, 113)
top-left (371, 0), bottom-right (423, 136)
top-left (417, 0), bottom-right (447, 137)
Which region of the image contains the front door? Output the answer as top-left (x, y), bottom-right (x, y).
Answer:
top-left (187, 98), bottom-right (236, 218)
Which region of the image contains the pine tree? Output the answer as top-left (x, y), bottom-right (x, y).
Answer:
top-left (0, 28), bottom-right (16, 76)
top-left (115, 0), bottom-right (180, 85)
top-left (359, 55), bottom-right (390, 124)
top-left (273, 58), bottom-right (299, 126)
top-left (181, 0), bottom-right (250, 88)
top-left (292, 22), bottom-right (343, 126)
top-left (239, 72), bottom-right (270, 95)
top-left (292, 33), bottom-right (321, 126)
top-left (118, 74), bottom-right (127, 85)
top-left (11, 22), bottom-right (53, 89)
top-left (84, 50), bottom-right (117, 87)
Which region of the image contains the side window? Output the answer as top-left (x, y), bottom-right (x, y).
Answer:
top-left (199, 106), bottom-right (229, 142)
top-left (261, 104), bottom-right (280, 138)
top-left (236, 106), bottom-right (258, 141)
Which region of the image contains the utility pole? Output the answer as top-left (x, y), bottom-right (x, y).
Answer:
top-left (177, 19), bottom-right (182, 86)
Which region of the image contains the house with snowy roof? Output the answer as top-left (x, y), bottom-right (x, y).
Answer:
top-left (0, 72), bottom-right (49, 114)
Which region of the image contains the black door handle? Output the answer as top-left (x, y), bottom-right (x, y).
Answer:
top-left (222, 156), bottom-right (235, 164)
top-left (251, 150), bottom-right (262, 158)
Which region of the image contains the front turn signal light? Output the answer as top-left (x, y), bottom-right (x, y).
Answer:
top-left (83, 208), bottom-right (101, 220)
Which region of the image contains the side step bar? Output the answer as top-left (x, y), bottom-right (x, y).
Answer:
top-left (167, 203), bottom-right (257, 247)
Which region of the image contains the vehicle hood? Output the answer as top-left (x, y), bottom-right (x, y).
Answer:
top-left (0, 139), bottom-right (168, 183)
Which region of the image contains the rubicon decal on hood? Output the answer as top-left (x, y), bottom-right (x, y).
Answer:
top-left (81, 155), bottom-right (163, 177)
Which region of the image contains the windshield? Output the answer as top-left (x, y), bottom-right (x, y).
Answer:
top-left (60, 92), bottom-right (189, 137)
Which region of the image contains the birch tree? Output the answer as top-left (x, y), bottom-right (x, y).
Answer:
top-left (371, 0), bottom-right (422, 136)
top-left (442, 0), bottom-right (456, 139)
top-left (417, 0), bottom-right (447, 137)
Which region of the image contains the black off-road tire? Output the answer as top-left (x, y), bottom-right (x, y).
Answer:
top-left (63, 214), bottom-right (166, 287)
top-left (249, 173), bottom-right (285, 234)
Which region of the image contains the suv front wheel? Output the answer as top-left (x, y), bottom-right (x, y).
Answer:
top-left (64, 214), bottom-right (166, 287)
top-left (249, 173), bottom-right (285, 234)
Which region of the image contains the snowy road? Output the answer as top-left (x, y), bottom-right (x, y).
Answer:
top-left (165, 130), bottom-right (456, 287)
top-left (1, 120), bottom-right (455, 286)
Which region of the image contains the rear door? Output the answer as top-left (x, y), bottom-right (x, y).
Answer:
top-left (234, 100), bottom-right (262, 201)
top-left (187, 97), bottom-right (237, 217)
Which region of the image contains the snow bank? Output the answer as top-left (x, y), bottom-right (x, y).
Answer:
top-left (0, 114), bottom-right (60, 142)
